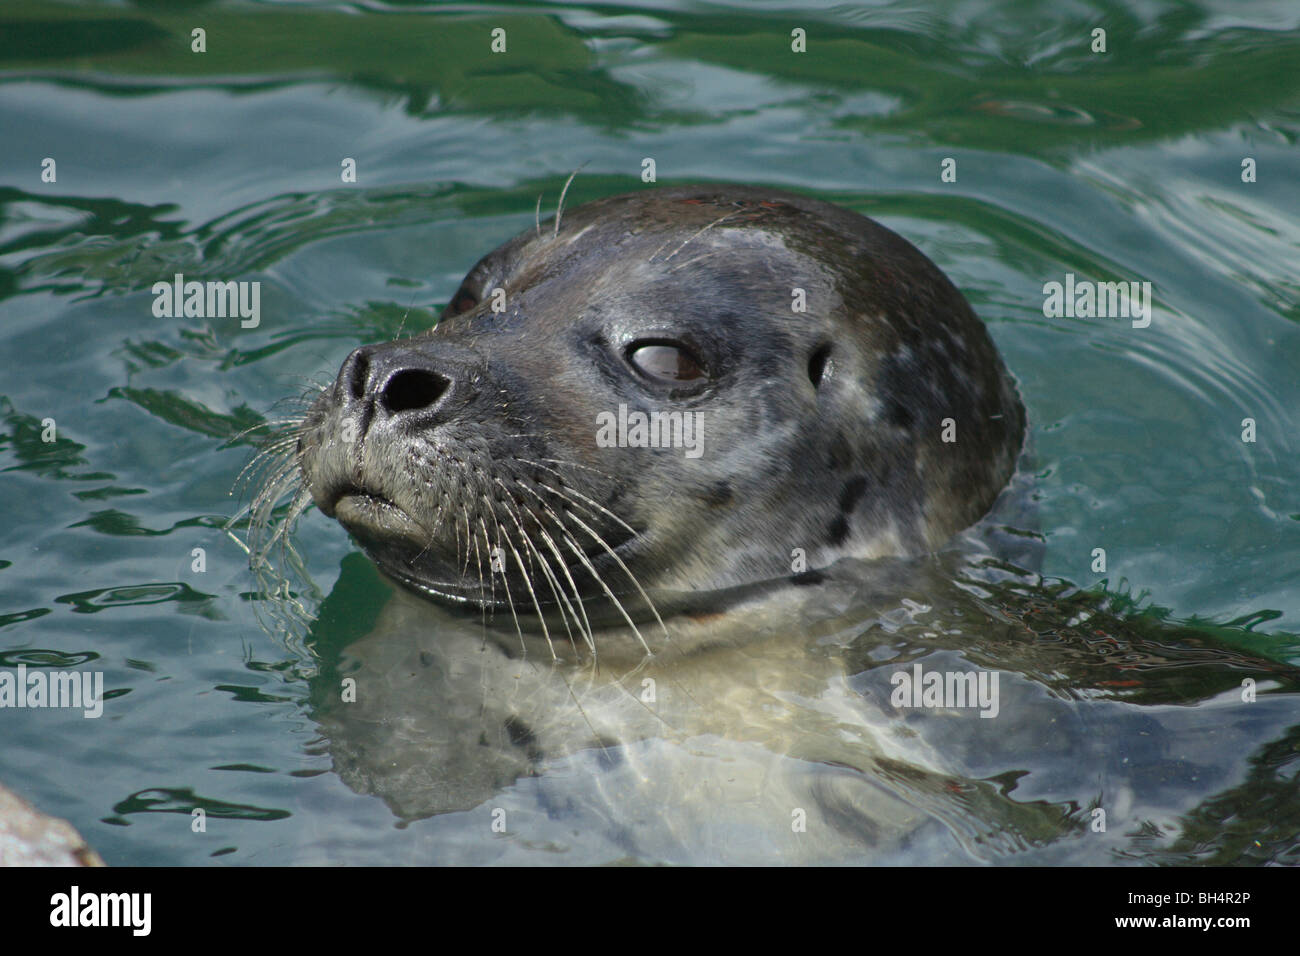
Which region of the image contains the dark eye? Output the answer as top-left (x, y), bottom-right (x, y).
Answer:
top-left (626, 341), bottom-right (708, 384)
top-left (446, 287), bottom-right (479, 316)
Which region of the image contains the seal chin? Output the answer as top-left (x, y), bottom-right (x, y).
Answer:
top-left (327, 487), bottom-right (518, 606)
top-left (385, 570), bottom-right (501, 608)
top-left (333, 491), bottom-right (428, 546)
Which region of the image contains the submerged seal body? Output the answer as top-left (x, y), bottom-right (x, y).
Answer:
top-left (289, 184), bottom-right (1025, 653)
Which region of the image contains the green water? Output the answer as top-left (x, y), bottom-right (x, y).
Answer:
top-left (1, 0), bottom-right (1298, 865)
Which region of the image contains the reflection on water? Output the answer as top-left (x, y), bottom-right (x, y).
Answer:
top-left (0, 0), bottom-right (1297, 864)
top-left (298, 512), bottom-right (1300, 865)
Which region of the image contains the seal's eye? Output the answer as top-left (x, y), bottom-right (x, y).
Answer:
top-left (446, 288), bottom-right (479, 316)
top-left (626, 341), bottom-right (708, 383)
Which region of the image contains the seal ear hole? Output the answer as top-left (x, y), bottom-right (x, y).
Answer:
top-left (808, 344), bottom-right (832, 389)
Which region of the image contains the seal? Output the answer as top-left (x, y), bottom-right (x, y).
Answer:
top-left (262, 184), bottom-right (1025, 657)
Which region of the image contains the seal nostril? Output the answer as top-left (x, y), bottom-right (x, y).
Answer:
top-left (381, 368), bottom-right (451, 415)
top-left (348, 351), bottom-right (370, 401)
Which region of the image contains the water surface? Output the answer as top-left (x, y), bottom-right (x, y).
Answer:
top-left (1, 0), bottom-right (1298, 865)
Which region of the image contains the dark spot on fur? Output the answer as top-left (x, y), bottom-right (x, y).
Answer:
top-left (701, 480), bottom-right (733, 506)
top-left (791, 569), bottom-right (825, 586)
top-left (839, 475), bottom-right (868, 514)
top-left (877, 348), bottom-right (941, 433)
top-left (829, 514), bottom-right (849, 546)
top-left (884, 398), bottom-right (914, 430)
top-left (418, 651), bottom-right (434, 668)
top-left (827, 429), bottom-right (852, 470)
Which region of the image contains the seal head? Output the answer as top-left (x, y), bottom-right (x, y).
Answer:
top-left (293, 185), bottom-right (1025, 625)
